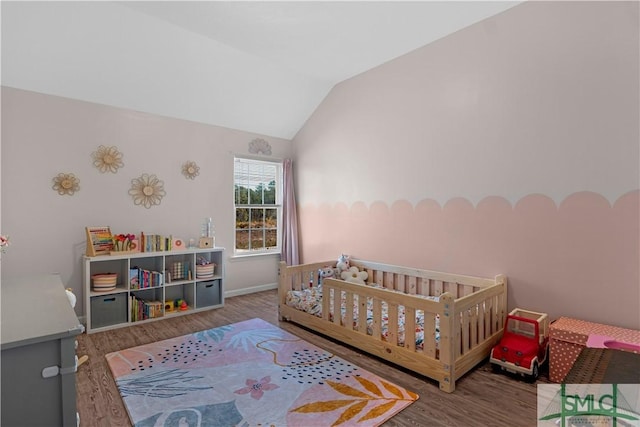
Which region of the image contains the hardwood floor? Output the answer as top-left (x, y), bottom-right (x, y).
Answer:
top-left (76, 289), bottom-right (548, 426)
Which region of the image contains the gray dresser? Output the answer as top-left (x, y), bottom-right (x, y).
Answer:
top-left (1, 274), bottom-right (84, 426)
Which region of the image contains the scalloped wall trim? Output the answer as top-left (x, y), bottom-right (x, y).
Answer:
top-left (299, 190), bottom-right (639, 329)
top-left (301, 190), bottom-right (639, 212)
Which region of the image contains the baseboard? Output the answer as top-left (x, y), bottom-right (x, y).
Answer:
top-left (224, 282), bottom-right (278, 299)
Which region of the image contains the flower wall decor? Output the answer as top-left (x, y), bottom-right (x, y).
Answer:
top-left (248, 138), bottom-right (272, 156)
top-left (181, 161), bottom-right (200, 180)
top-left (92, 145), bottom-right (124, 173)
top-left (129, 173), bottom-right (166, 208)
top-left (52, 172), bottom-right (80, 195)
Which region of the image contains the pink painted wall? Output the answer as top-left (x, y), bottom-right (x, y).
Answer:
top-left (293, 2), bottom-right (639, 329)
top-left (298, 192), bottom-right (639, 329)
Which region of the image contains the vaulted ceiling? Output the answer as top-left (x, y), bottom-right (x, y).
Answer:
top-left (1, 1), bottom-right (521, 139)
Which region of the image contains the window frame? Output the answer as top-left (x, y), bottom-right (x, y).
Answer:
top-left (233, 156), bottom-right (283, 257)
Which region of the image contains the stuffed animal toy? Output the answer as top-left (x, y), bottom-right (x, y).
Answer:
top-left (336, 254), bottom-right (351, 273)
top-left (341, 266), bottom-right (368, 285)
top-left (317, 267), bottom-right (335, 286)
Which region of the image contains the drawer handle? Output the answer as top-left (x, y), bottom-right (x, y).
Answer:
top-left (205, 284), bottom-right (214, 288)
top-left (103, 297), bottom-right (116, 302)
top-left (42, 366), bottom-right (60, 378)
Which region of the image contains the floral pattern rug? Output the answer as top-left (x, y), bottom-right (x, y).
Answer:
top-left (106, 318), bottom-right (418, 426)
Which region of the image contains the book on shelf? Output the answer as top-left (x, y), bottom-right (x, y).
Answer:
top-left (129, 268), bottom-right (139, 289)
top-left (140, 232), bottom-right (174, 252)
top-left (130, 267), bottom-right (163, 289)
top-left (130, 295), bottom-right (164, 321)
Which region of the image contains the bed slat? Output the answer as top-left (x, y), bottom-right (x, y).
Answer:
top-left (424, 313), bottom-right (437, 359)
top-left (433, 280), bottom-right (443, 296)
top-left (416, 277), bottom-right (428, 297)
top-left (462, 310), bottom-right (470, 355)
top-left (405, 307), bottom-right (416, 352)
top-left (477, 305), bottom-right (486, 343)
top-left (334, 288), bottom-right (342, 325)
top-left (358, 293), bottom-right (368, 334)
top-left (407, 276), bottom-right (417, 295)
top-left (470, 306), bottom-right (479, 348)
top-left (387, 303), bottom-right (399, 346)
top-left (383, 271), bottom-right (391, 290)
top-left (345, 291), bottom-right (354, 330)
top-left (372, 298), bottom-right (382, 338)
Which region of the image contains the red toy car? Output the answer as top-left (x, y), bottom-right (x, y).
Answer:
top-left (490, 308), bottom-right (549, 380)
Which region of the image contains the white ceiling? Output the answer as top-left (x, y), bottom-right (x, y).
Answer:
top-left (2, 1), bottom-right (521, 139)
top-left (119, 1), bottom-right (521, 84)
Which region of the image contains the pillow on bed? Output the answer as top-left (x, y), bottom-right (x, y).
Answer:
top-left (341, 266), bottom-right (368, 285)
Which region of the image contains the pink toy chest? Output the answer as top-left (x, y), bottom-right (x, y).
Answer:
top-left (549, 317), bottom-right (640, 383)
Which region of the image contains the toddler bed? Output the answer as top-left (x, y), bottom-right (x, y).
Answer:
top-left (278, 259), bottom-right (507, 392)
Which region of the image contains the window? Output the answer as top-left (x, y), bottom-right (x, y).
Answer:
top-left (234, 157), bottom-right (282, 255)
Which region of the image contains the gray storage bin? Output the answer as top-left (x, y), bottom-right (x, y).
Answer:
top-left (91, 293), bottom-right (127, 328)
top-left (197, 280), bottom-right (221, 308)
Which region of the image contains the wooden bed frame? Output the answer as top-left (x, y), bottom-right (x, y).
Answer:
top-left (278, 259), bottom-right (507, 392)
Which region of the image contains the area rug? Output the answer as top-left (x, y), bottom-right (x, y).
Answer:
top-left (106, 318), bottom-right (418, 427)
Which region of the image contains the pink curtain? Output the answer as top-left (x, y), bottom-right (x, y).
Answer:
top-left (281, 158), bottom-right (300, 265)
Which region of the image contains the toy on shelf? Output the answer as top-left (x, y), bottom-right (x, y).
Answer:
top-left (164, 302), bottom-right (174, 313)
